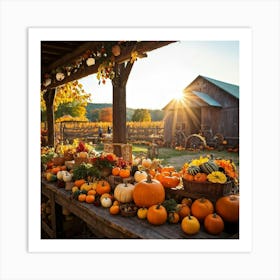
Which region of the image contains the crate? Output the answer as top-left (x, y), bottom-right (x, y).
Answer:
top-left (182, 178), bottom-right (233, 202)
top-left (107, 175), bottom-right (135, 190)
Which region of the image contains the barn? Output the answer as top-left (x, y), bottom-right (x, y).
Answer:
top-left (162, 75), bottom-right (239, 148)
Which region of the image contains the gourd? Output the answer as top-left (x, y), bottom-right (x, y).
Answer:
top-left (96, 180), bottom-right (111, 195)
top-left (62, 172), bottom-right (72, 182)
top-left (114, 182), bottom-right (135, 203)
top-left (215, 194), bottom-right (239, 223)
top-left (181, 215), bottom-right (200, 235)
top-left (187, 165), bottom-right (201, 176)
top-left (57, 170), bottom-right (68, 181)
top-left (193, 172), bottom-right (208, 183)
top-left (100, 197), bottom-right (112, 208)
top-left (191, 198), bottom-right (214, 221)
top-left (147, 204), bottom-right (167, 225)
top-left (199, 161), bottom-right (219, 174)
top-left (134, 170), bottom-right (148, 183)
top-left (137, 207), bottom-right (148, 219)
top-left (132, 175), bottom-right (165, 207)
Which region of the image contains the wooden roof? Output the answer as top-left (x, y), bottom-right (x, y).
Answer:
top-left (41, 41), bottom-right (175, 90)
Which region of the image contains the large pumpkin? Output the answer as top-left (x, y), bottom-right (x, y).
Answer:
top-left (147, 204), bottom-right (167, 225)
top-left (132, 175), bottom-right (165, 207)
top-left (215, 194), bottom-right (239, 223)
top-left (114, 182), bottom-right (135, 203)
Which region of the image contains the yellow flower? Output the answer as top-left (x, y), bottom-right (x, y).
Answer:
top-left (207, 171), bottom-right (227, 184)
top-left (130, 51), bottom-right (138, 63)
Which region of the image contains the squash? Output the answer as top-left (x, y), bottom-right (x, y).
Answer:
top-left (132, 175), bottom-right (165, 207)
top-left (215, 194), bottom-right (239, 223)
top-left (199, 161), bottom-right (219, 174)
top-left (168, 212), bottom-right (180, 224)
top-left (114, 182), bottom-right (135, 203)
top-left (147, 204), bottom-right (167, 225)
top-left (204, 213), bottom-right (224, 235)
top-left (191, 198), bottom-right (214, 221)
top-left (187, 165), bottom-right (201, 176)
top-left (137, 207), bottom-right (148, 219)
top-left (181, 215), bottom-right (200, 235)
top-left (134, 170), bottom-right (148, 183)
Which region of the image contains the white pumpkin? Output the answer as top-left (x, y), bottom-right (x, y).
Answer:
top-left (114, 183), bottom-right (135, 203)
top-left (57, 170), bottom-right (68, 181)
top-left (134, 170), bottom-right (148, 183)
top-left (62, 172), bottom-right (73, 182)
top-left (142, 158), bottom-right (152, 169)
top-left (100, 197), bottom-right (112, 208)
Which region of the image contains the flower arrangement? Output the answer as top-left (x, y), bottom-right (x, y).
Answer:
top-left (90, 153), bottom-right (117, 170)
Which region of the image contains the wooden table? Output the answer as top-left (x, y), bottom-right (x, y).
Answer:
top-left (41, 180), bottom-right (238, 239)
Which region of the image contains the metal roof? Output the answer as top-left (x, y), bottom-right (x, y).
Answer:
top-left (200, 75), bottom-right (239, 99)
top-left (192, 91), bottom-right (222, 107)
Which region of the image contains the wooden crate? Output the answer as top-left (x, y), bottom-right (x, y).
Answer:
top-left (182, 178), bottom-right (233, 202)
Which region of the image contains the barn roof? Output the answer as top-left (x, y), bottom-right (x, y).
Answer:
top-left (192, 91), bottom-right (222, 107)
top-left (200, 75), bottom-right (239, 99)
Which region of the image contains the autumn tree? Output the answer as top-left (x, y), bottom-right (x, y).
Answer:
top-left (41, 80), bottom-right (91, 121)
top-left (131, 109), bottom-right (151, 122)
top-left (100, 107), bottom-right (113, 122)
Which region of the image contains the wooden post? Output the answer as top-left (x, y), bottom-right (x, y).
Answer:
top-left (112, 62), bottom-right (134, 156)
top-left (43, 88), bottom-right (56, 147)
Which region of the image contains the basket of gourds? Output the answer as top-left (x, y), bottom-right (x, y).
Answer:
top-left (181, 156), bottom-right (238, 202)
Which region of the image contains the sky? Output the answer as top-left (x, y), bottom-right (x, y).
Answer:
top-left (79, 41), bottom-right (239, 110)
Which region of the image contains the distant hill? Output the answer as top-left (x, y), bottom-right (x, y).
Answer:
top-left (86, 103), bottom-right (164, 121)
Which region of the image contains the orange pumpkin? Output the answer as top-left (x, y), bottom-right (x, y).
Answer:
top-left (109, 205), bottom-right (120, 215)
top-left (96, 180), bottom-right (111, 195)
top-left (74, 179), bottom-right (86, 188)
top-left (194, 172), bottom-right (208, 182)
top-left (168, 212), bottom-right (180, 224)
top-left (85, 194), bottom-right (95, 204)
top-left (204, 213), bottom-right (224, 235)
top-left (51, 167), bottom-right (61, 175)
top-left (183, 173), bottom-right (194, 181)
top-left (112, 167), bottom-right (121, 176)
top-left (191, 198), bottom-right (214, 221)
top-left (78, 193), bottom-right (87, 202)
top-left (181, 215), bottom-right (200, 235)
top-left (161, 165), bottom-right (175, 173)
top-left (178, 204), bottom-right (191, 220)
top-left (119, 168), bottom-right (130, 178)
top-left (133, 175), bottom-right (165, 208)
top-left (147, 204), bottom-right (167, 225)
top-left (161, 173), bottom-right (180, 188)
top-left (215, 194), bottom-right (239, 223)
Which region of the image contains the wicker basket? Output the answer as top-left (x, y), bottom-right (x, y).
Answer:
top-left (182, 178), bottom-right (233, 202)
top-left (53, 156), bottom-right (65, 166)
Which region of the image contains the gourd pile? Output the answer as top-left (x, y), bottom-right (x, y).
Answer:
top-left (42, 148), bottom-right (239, 236)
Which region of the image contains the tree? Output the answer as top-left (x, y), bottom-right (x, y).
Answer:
top-left (131, 109), bottom-right (151, 122)
top-left (100, 107), bottom-right (113, 122)
top-left (41, 80), bottom-right (91, 121)
top-left (88, 109), bottom-right (101, 122)
top-left (150, 109), bottom-right (164, 121)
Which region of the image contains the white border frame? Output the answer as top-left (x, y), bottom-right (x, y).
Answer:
top-left (28, 27), bottom-right (252, 253)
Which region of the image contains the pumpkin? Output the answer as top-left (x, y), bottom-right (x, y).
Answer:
top-left (85, 194), bottom-right (95, 204)
top-left (191, 198), bottom-right (214, 221)
top-left (80, 182), bottom-right (95, 192)
top-left (161, 165), bottom-right (175, 173)
top-left (178, 204), bottom-right (191, 220)
top-left (109, 205), bottom-right (120, 215)
top-left (100, 193), bottom-right (114, 201)
top-left (100, 197), bottom-right (112, 208)
top-left (132, 175), bottom-right (165, 207)
top-left (215, 194), bottom-right (239, 223)
top-left (57, 170), bottom-right (68, 181)
top-left (161, 173), bottom-right (180, 188)
top-left (119, 168), bottom-right (130, 178)
top-left (181, 197), bottom-right (192, 207)
top-left (168, 212), bottom-right (180, 224)
top-left (74, 179), bottom-right (86, 188)
top-left (96, 180), bottom-right (111, 195)
top-left (51, 167), bottom-right (61, 175)
top-left (134, 170), bottom-right (148, 183)
top-left (204, 213), bottom-right (224, 235)
top-left (142, 158), bottom-right (152, 169)
top-left (78, 151), bottom-right (88, 158)
top-left (62, 172), bottom-right (73, 182)
top-left (181, 215), bottom-right (200, 235)
top-left (137, 207), bottom-right (148, 219)
top-left (194, 172), bottom-right (208, 183)
top-left (114, 182), bottom-right (135, 203)
top-left (147, 204), bottom-right (167, 225)
top-left (183, 173), bottom-right (194, 181)
top-left (112, 167), bottom-right (121, 176)
top-left (78, 193), bottom-right (87, 202)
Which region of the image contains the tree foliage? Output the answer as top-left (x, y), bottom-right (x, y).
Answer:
top-left (100, 107), bottom-right (113, 122)
top-left (131, 109), bottom-right (151, 122)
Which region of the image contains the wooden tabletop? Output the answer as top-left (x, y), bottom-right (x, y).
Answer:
top-left (41, 180), bottom-right (238, 239)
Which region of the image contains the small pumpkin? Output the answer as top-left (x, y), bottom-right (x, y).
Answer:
top-left (112, 166), bottom-right (121, 176)
top-left (100, 196), bottom-right (112, 208)
top-left (178, 204), bottom-right (191, 220)
top-left (134, 170), bottom-right (148, 183)
top-left (119, 168), bottom-right (130, 178)
top-left (114, 182), bottom-right (135, 203)
top-left (183, 173), bottom-right (194, 181)
top-left (85, 194), bottom-right (95, 204)
top-left (161, 172), bottom-right (180, 188)
top-left (215, 194), bottom-right (239, 223)
top-left (204, 213), bottom-right (224, 235)
top-left (147, 204), bottom-right (167, 225)
top-left (191, 198), bottom-right (214, 221)
top-left (109, 204), bottom-right (120, 215)
top-left (57, 170), bottom-right (68, 181)
top-left (181, 197), bottom-right (192, 207)
top-left (194, 172), bottom-right (208, 183)
top-left (168, 212), bottom-right (180, 224)
top-left (161, 165), bottom-right (175, 173)
top-left (181, 215), bottom-right (200, 235)
top-left (62, 172), bottom-right (73, 182)
top-left (137, 207), bottom-right (148, 219)
top-left (96, 180), bottom-right (111, 195)
top-left (142, 158), bottom-right (152, 169)
top-left (74, 179), bottom-right (86, 188)
top-left (133, 175), bottom-right (165, 208)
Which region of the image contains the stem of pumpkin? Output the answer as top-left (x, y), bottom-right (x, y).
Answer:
top-left (156, 203), bottom-right (161, 209)
top-left (146, 174), bottom-right (152, 183)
